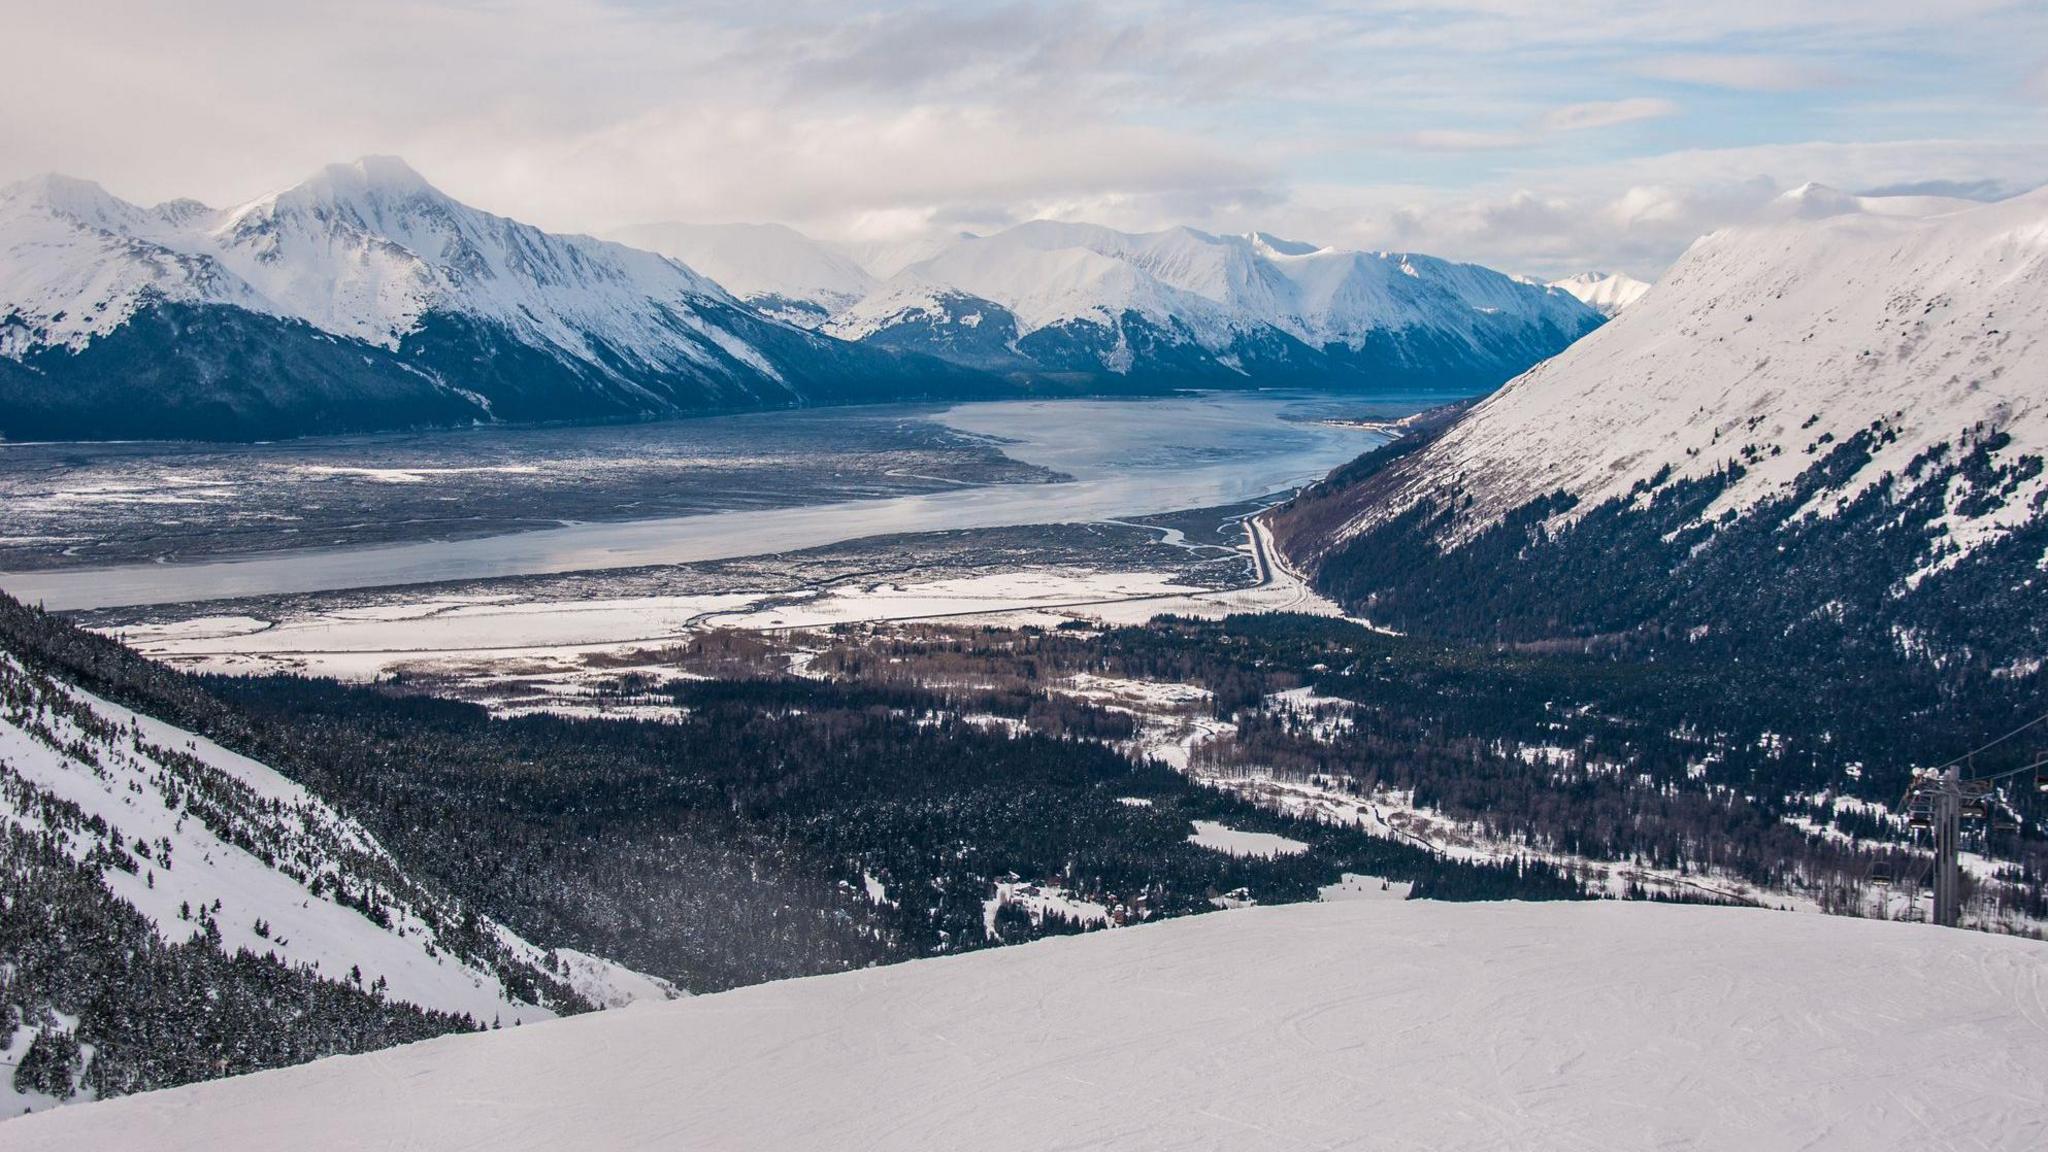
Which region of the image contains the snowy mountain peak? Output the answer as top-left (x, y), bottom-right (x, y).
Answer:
top-left (0, 157), bottom-right (998, 439)
top-left (317, 154), bottom-right (436, 195)
top-left (1245, 231), bottom-right (1322, 257)
top-left (1, 173), bottom-right (140, 230)
top-left (149, 197), bottom-right (216, 227)
top-left (1547, 271), bottom-right (1651, 316)
top-left (823, 218), bottom-right (1600, 384)
top-left (245, 156), bottom-right (443, 216)
top-left (0, 156), bottom-right (758, 364)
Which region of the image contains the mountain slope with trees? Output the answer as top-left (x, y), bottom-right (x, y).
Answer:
top-left (0, 160), bottom-right (984, 441)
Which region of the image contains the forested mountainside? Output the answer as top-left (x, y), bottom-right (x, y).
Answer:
top-left (775, 614), bottom-right (2046, 927)
top-left (622, 219), bottom-right (1605, 391)
top-left (0, 634), bottom-right (682, 1111)
top-left (0, 591), bottom-right (1586, 1109)
top-left (1262, 186), bottom-right (2048, 921)
top-left (0, 160), bottom-right (982, 442)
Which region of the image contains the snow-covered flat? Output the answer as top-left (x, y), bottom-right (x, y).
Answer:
top-left (10, 900), bottom-right (2044, 1151)
top-left (104, 514), bottom-right (1343, 687)
top-left (1186, 818), bottom-right (1309, 858)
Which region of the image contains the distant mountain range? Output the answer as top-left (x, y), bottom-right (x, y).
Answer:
top-left (1273, 182), bottom-right (2048, 675)
top-left (0, 159), bottom-right (977, 441)
top-left (621, 218), bottom-right (1604, 394)
top-left (0, 157), bottom-right (1599, 441)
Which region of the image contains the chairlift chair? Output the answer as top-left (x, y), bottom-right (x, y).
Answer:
top-left (1906, 792), bottom-right (1935, 828)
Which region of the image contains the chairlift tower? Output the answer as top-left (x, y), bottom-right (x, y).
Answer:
top-left (1901, 763), bottom-right (2017, 930)
top-left (1929, 767), bottom-right (1962, 929)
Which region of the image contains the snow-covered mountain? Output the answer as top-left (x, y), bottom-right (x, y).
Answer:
top-left (606, 221), bottom-right (878, 328)
top-left (0, 637), bottom-right (676, 1110)
top-left (614, 217), bottom-right (1602, 389)
top-left (11, 899), bottom-right (2044, 1150)
top-left (826, 221), bottom-right (1602, 388)
top-left (1546, 270), bottom-right (1650, 316)
top-left (0, 159), bottom-right (975, 441)
top-left (1337, 184), bottom-right (2046, 544)
top-left (1272, 183), bottom-right (2048, 669)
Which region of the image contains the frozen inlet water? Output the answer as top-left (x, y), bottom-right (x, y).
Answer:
top-left (9, 899), bottom-right (2045, 1150)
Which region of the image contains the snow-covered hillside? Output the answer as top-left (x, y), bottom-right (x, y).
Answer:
top-left (825, 221), bottom-right (1601, 385)
top-left (10, 900), bottom-right (2044, 1150)
top-left (0, 649), bottom-right (675, 1109)
top-left (0, 159), bottom-right (974, 440)
top-left (607, 221), bottom-right (878, 327)
top-left (1546, 270), bottom-right (1650, 316)
top-left (1326, 184), bottom-right (2048, 556)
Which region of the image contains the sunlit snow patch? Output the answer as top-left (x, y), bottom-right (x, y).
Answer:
top-left (1186, 819), bottom-right (1308, 858)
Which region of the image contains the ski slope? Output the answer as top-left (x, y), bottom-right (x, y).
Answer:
top-left (10, 899), bottom-right (2044, 1150)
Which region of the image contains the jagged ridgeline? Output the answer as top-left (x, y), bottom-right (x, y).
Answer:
top-left (0, 158), bottom-right (1609, 444)
top-left (625, 219), bottom-right (1605, 392)
top-left (0, 160), bottom-right (988, 442)
top-left (0, 592), bottom-right (1589, 1108)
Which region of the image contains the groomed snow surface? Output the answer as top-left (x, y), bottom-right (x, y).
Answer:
top-left (9, 900), bottom-right (2043, 1151)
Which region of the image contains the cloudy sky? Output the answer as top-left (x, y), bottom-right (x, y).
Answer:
top-left (6, 0), bottom-right (2045, 278)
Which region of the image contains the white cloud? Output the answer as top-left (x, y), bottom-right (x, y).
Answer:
top-left (2024, 59), bottom-right (2048, 102)
top-left (1245, 137), bottom-right (2042, 281)
top-left (0, 1), bottom-right (2041, 276)
top-left (1541, 98), bottom-right (1680, 132)
top-left (1632, 54), bottom-right (1841, 92)
top-left (1397, 129), bottom-right (1537, 152)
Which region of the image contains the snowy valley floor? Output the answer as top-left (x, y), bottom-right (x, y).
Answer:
top-left (82, 510), bottom-right (1340, 691)
top-left (9, 899), bottom-right (2045, 1152)
top-left (74, 512), bottom-right (2045, 931)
